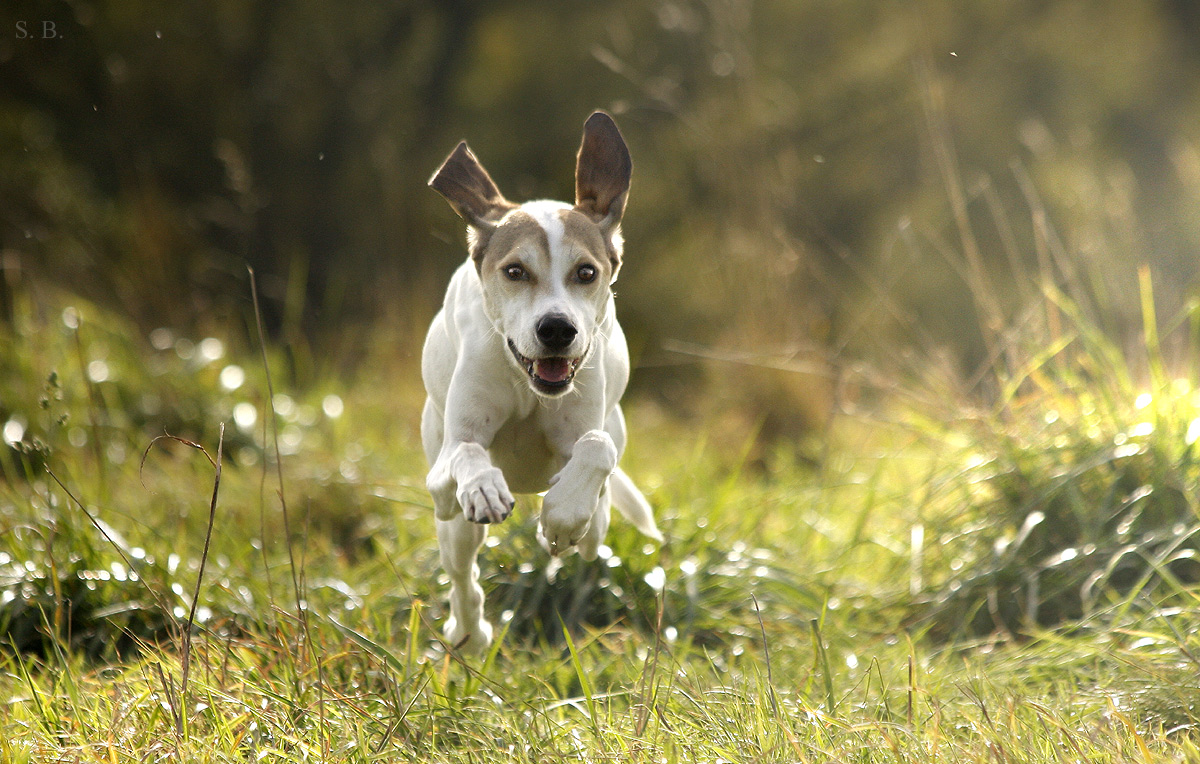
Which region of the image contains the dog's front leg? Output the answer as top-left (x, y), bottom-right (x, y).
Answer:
top-left (424, 390), bottom-right (514, 653)
top-left (425, 440), bottom-right (512, 652)
top-left (540, 430), bottom-right (618, 555)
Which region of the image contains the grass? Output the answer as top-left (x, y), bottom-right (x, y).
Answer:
top-left (2, 278), bottom-right (1200, 762)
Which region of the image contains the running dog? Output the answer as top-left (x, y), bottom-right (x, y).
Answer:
top-left (423, 112), bottom-right (662, 651)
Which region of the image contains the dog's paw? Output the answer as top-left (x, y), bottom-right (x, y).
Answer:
top-left (540, 516), bottom-right (591, 557)
top-left (444, 614), bottom-right (494, 654)
top-left (456, 467), bottom-right (515, 524)
top-left (540, 481), bottom-right (595, 556)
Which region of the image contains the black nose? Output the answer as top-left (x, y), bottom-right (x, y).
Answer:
top-left (536, 315), bottom-right (577, 351)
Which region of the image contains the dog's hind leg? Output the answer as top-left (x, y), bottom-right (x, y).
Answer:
top-left (436, 515), bottom-right (494, 652)
top-left (610, 467), bottom-right (663, 542)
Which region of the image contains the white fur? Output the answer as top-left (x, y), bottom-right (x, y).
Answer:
top-left (522, 200), bottom-right (568, 257)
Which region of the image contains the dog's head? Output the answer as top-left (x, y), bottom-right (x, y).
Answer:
top-left (429, 112), bottom-right (632, 397)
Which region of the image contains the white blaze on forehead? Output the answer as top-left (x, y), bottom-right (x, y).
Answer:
top-left (519, 200), bottom-right (570, 260)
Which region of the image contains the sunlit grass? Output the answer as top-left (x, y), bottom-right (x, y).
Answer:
top-left (2, 281), bottom-right (1200, 761)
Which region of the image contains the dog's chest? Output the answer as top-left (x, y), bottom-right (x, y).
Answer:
top-left (487, 413), bottom-right (561, 493)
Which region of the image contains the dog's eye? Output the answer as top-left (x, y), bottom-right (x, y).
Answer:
top-left (576, 264), bottom-right (597, 284)
top-left (504, 264), bottom-right (527, 281)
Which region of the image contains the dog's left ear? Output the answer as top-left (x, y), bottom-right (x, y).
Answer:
top-left (575, 111), bottom-right (632, 238)
top-left (430, 141), bottom-right (515, 260)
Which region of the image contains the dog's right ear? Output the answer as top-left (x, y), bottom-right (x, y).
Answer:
top-left (429, 142), bottom-right (514, 252)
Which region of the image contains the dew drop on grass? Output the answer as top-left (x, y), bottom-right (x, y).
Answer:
top-left (220, 364), bottom-right (245, 390)
top-left (149, 328), bottom-right (173, 350)
top-left (644, 566), bottom-right (666, 592)
top-left (273, 394), bottom-right (295, 419)
top-left (280, 425), bottom-right (302, 454)
top-left (68, 427), bottom-right (87, 447)
top-left (1129, 421), bottom-right (1155, 438)
top-left (2, 418), bottom-right (25, 445)
top-left (1188, 417), bottom-right (1200, 445)
top-left (233, 402), bottom-right (257, 430)
top-left (198, 337), bottom-right (224, 363)
top-left (86, 359), bottom-right (109, 382)
top-left (322, 394), bottom-right (344, 418)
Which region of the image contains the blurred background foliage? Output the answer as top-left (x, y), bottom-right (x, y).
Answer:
top-left (3, 0), bottom-right (1200, 436)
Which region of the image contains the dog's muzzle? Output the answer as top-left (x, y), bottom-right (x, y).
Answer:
top-left (507, 339), bottom-right (584, 395)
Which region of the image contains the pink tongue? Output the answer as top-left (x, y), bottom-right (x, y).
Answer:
top-left (534, 358), bottom-right (571, 382)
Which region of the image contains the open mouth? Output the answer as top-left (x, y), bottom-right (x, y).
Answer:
top-left (507, 339), bottom-right (583, 394)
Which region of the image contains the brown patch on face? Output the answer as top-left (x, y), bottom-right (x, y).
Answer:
top-left (474, 210), bottom-right (550, 273)
top-left (558, 208), bottom-right (619, 280)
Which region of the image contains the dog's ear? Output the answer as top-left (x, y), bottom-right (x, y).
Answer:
top-left (429, 141), bottom-right (514, 246)
top-left (575, 111), bottom-right (632, 235)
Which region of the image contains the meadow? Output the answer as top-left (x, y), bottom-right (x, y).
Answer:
top-left (4, 0), bottom-right (1200, 760)
top-left (2, 266), bottom-right (1200, 763)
